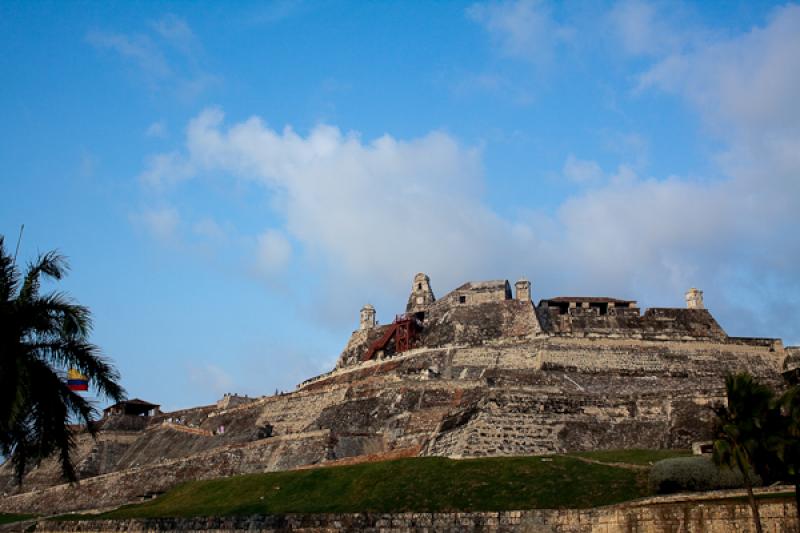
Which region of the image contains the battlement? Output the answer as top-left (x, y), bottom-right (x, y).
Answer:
top-left (337, 275), bottom-right (754, 369)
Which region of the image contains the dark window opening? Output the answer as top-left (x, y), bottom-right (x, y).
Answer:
top-left (418, 283), bottom-right (422, 290)
top-left (459, 295), bottom-right (466, 304)
top-left (555, 302), bottom-right (570, 315)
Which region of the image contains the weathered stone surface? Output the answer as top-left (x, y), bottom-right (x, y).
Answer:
top-left (0, 276), bottom-right (794, 515)
top-left (3, 489), bottom-right (796, 532)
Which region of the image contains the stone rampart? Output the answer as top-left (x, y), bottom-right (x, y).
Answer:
top-left (8, 490), bottom-right (796, 532)
top-left (0, 431), bottom-right (331, 515)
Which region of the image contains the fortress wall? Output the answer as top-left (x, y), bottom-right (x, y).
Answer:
top-left (0, 434), bottom-right (97, 494)
top-left (0, 431), bottom-right (332, 515)
top-left (111, 427), bottom-right (217, 471)
top-left (422, 387), bottom-right (718, 458)
top-left (20, 491), bottom-right (797, 532)
top-left (535, 338), bottom-right (783, 379)
top-left (436, 280), bottom-right (511, 306)
top-left (421, 300), bottom-right (541, 349)
top-left (254, 386), bottom-right (350, 435)
top-left (537, 307), bottom-right (728, 341)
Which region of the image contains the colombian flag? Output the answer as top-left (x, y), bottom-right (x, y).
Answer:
top-left (67, 369), bottom-right (88, 391)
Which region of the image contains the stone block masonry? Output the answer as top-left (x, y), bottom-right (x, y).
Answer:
top-left (7, 489), bottom-right (796, 532)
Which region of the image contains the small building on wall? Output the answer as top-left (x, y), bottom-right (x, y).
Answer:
top-left (103, 398), bottom-right (161, 418)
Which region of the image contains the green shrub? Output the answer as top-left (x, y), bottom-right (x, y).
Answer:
top-left (649, 456), bottom-right (762, 494)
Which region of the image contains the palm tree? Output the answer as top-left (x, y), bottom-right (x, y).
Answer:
top-left (0, 236), bottom-right (125, 484)
top-left (776, 384), bottom-right (800, 526)
top-left (711, 372), bottom-right (776, 533)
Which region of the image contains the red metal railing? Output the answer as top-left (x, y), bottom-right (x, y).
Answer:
top-left (362, 314), bottom-right (421, 361)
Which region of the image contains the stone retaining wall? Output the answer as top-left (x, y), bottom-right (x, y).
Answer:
top-left (7, 492), bottom-right (797, 532)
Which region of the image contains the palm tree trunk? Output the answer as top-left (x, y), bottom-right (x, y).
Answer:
top-left (794, 482), bottom-right (799, 532)
top-left (743, 473), bottom-right (764, 533)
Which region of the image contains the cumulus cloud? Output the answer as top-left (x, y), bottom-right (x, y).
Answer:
top-left (180, 109), bottom-right (522, 291)
top-left (139, 108), bottom-right (533, 320)
top-left (607, 0), bottom-right (696, 57)
top-left (635, 4), bottom-right (800, 226)
top-left (131, 207), bottom-right (180, 242)
top-left (256, 229), bottom-right (292, 275)
top-left (136, 6), bottom-right (800, 342)
top-left (638, 4), bottom-right (800, 147)
top-left (142, 93), bottom-right (800, 341)
top-left (546, 3), bottom-right (800, 340)
top-left (145, 120), bottom-right (168, 139)
top-left (563, 154), bottom-right (605, 183)
top-left (139, 151), bottom-right (193, 187)
top-left (467, 0), bottom-right (573, 64)
top-left (193, 218), bottom-right (226, 241)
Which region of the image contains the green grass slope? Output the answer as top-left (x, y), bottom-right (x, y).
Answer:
top-left (91, 450), bottom-right (689, 519)
top-left (0, 513), bottom-right (36, 525)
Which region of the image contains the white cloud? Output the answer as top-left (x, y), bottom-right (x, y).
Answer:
top-left (193, 218), bottom-right (226, 241)
top-left (563, 154), bottom-right (604, 183)
top-left (607, 0), bottom-right (695, 57)
top-left (467, 0), bottom-right (573, 64)
top-left (145, 120), bottom-right (168, 139)
top-left (87, 16), bottom-right (216, 99)
top-left (151, 14), bottom-right (201, 59)
top-left (131, 207), bottom-right (180, 242)
top-left (142, 3), bottom-right (800, 343)
top-left (139, 151), bottom-right (193, 187)
top-left (256, 229), bottom-right (292, 275)
top-left (143, 98), bottom-right (800, 340)
top-left (637, 5), bottom-right (800, 139)
top-left (86, 30), bottom-right (170, 83)
top-left (636, 4), bottom-right (800, 217)
top-left (141, 109), bottom-right (530, 319)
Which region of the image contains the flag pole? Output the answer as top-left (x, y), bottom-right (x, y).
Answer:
top-left (12, 224), bottom-right (24, 267)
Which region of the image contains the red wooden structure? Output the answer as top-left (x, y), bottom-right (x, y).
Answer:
top-left (362, 314), bottom-right (421, 361)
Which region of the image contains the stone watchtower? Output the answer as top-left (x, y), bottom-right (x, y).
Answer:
top-left (515, 278), bottom-right (531, 302)
top-left (685, 288), bottom-right (704, 309)
top-left (360, 304), bottom-right (376, 330)
top-left (406, 273), bottom-right (435, 313)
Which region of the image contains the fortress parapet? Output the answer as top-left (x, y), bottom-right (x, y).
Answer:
top-left (337, 275), bottom-right (763, 369)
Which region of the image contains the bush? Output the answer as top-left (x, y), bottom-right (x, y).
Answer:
top-left (648, 456), bottom-right (762, 494)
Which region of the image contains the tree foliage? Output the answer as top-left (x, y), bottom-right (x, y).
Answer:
top-left (0, 236), bottom-right (125, 483)
top-left (711, 373), bottom-right (777, 533)
top-left (712, 372), bottom-right (800, 532)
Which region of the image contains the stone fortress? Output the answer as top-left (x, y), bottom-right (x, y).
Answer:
top-left (1, 274), bottom-right (797, 515)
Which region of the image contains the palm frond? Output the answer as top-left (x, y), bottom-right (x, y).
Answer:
top-left (1, 237), bottom-right (125, 484)
top-left (29, 339), bottom-right (126, 402)
top-left (0, 236), bottom-right (21, 302)
top-left (18, 250), bottom-right (68, 303)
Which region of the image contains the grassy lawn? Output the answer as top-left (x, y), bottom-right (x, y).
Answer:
top-left (568, 448), bottom-right (692, 465)
top-left (80, 451), bottom-right (685, 519)
top-left (0, 513), bottom-right (36, 525)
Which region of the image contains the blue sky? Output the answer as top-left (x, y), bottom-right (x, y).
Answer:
top-left (2, 0), bottom-right (799, 411)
